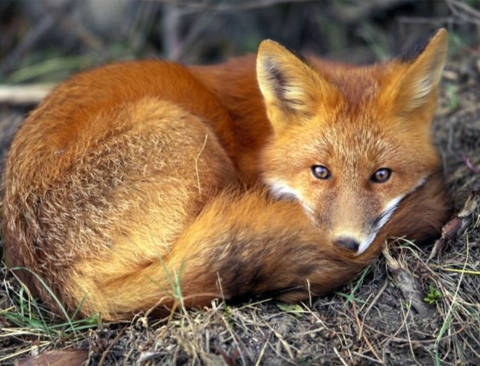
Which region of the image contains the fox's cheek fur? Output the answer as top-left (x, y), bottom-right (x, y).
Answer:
top-left (264, 178), bottom-right (317, 219)
top-left (359, 175), bottom-right (427, 255)
top-left (266, 178), bottom-right (303, 202)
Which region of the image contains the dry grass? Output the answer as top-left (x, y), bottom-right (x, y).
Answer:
top-left (1, 53), bottom-right (479, 366)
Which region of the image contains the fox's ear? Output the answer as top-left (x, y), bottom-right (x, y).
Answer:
top-left (257, 40), bottom-right (335, 134)
top-left (395, 28), bottom-right (447, 113)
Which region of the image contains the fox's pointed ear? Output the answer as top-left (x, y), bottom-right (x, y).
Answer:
top-left (395, 28), bottom-right (447, 114)
top-left (257, 40), bottom-right (336, 134)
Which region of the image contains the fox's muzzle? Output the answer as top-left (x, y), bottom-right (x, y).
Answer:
top-left (333, 177), bottom-right (427, 256)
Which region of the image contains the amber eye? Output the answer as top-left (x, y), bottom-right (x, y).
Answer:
top-left (311, 165), bottom-right (331, 180)
top-left (371, 168), bottom-right (391, 183)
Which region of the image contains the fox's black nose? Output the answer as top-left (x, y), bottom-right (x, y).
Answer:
top-left (334, 237), bottom-right (360, 251)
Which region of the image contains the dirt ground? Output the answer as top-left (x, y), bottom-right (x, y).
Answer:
top-left (0, 52), bottom-right (479, 365)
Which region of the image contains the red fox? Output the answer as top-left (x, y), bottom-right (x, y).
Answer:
top-left (3, 29), bottom-right (450, 320)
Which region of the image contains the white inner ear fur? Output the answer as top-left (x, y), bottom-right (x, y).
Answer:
top-left (356, 176), bottom-right (427, 256)
top-left (408, 64), bottom-right (444, 110)
top-left (405, 47), bottom-right (446, 111)
top-left (260, 59), bottom-right (309, 111)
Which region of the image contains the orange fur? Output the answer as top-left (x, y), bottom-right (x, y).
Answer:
top-left (3, 30), bottom-right (450, 320)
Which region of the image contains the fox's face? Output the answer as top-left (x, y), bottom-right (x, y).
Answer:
top-left (257, 29), bottom-right (447, 256)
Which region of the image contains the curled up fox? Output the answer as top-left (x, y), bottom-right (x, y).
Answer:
top-left (3, 29), bottom-right (451, 320)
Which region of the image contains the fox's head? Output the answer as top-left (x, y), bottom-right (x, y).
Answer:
top-left (257, 29), bottom-right (447, 256)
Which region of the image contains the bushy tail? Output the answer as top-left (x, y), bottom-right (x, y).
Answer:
top-left (67, 171), bottom-right (448, 320)
top-left (66, 189), bottom-right (369, 320)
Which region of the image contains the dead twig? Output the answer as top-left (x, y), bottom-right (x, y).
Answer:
top-left (97, 328), bottom-right (126, 366)
top-left (445, 0), bottom-right (480, 25)
top-left (0, 84), bottom-right (54, 105)
top-left (358, 279), bottom-right (388, 340)
top-left (383, 246), bottom-right (431, 316)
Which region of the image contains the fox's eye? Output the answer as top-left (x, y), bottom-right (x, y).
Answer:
top-left (371, 168), bottom-right (391, 183)
top-left (311, 165), bottom-right (331, 180)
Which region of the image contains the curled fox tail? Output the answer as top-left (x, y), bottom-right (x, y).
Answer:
top-left (67, 175), bottom-right (448, 320)
top-left (65, 189), bottom-right (354, 319)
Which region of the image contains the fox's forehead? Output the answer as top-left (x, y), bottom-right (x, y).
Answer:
top-left (309, 60), bottom-right (391, 106)
top-left (309, 99), bottom-right (390, 143)
top-left (310, 122), bottom-right (394, 165)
